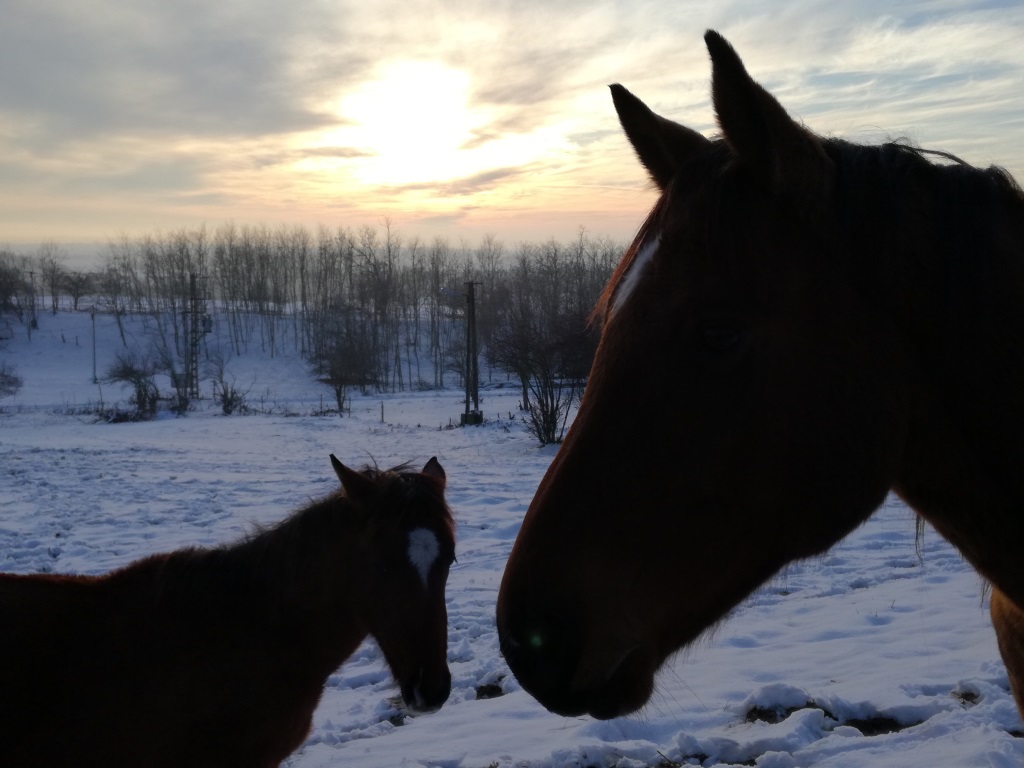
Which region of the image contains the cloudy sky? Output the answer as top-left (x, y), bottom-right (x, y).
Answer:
top-left (2, 0), bottom-right (1022, 253)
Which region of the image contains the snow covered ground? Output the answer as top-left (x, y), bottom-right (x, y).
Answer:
top-left (2, 310), bottom-right (1022, 767)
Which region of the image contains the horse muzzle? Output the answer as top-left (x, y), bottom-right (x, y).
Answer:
top-left (497, 602), bottom-right (655, 719)
top-left (402, 666), bottom-right (451, 714)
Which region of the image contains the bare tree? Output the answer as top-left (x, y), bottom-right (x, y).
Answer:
top-left (474, 234), bottom-right (505, 384)
top-left (488, 239), bottom-right (603, 444)
top-left (205, 347), bottom-right (251, 415)
top-left (37, 242), bottom-right (66, 315)
top-left (63, 271), bottom-right (94, 311)
top-left (426, 238), bottom-right (462, 389)
top-left (98, 237), bottom-right (140, 347)
top-left (489, 245), bottom-right (537, 409)
top-left (106, 350), bottom-right (159, 419)
top-left (0, 250), bottom-right (27, 318)
top-left (6, 220), bottom-right (620, 422)
top-left (310, 302), bottom-right (376, 413)
top-left (0, 361), bottom-right (22, 400)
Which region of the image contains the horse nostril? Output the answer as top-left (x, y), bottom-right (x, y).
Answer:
top-left (503, 627), bottom-right (546, 655)
top-left (500, 610), bottom-right (653, 719)
top-left (499, 609), bottom-right (600, 717)
top-left (502, 622), bottom-right (545, 657)
top-left (500, 611), bottom-right (575, 681)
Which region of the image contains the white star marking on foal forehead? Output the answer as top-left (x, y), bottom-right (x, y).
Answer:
top-left (610, 233), bottom-right (661, 318)
top-left (407, 527), bottom-right (440, 585)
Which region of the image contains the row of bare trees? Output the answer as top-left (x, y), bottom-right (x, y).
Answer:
top-left (1, 223), bottom-right (623, 441)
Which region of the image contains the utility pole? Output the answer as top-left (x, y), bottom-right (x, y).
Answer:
top-left (460, 281), bottom-right (482, 425)
top-left (186, 272), bottom-right (210, 400)
top-left (27, 270), bottom-right (37, 338)
top-left (91, 307), bottom-right (98, 383)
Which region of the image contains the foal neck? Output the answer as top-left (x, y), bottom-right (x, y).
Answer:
top-left (225, 494), bottom-right (364, 623)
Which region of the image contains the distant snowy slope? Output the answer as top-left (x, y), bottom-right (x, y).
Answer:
top-left (2, 311), bottom-right (1022, 767)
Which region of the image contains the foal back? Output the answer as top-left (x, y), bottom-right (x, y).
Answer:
top-left (1, 559), bottom-right (328, 768)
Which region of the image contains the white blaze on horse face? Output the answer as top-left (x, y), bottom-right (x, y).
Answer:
top-left (610, 234), bottom-right (661, 318)
top-left (407, 528), bottom-right (440, 585)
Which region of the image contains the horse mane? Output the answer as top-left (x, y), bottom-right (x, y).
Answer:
top-left (242, 460), bottom-right (453, 551)
top-left (595, 136), bottom-right (1024, 329)
top-left (824, 138), bottom-right (1024, 340)
top-left (144, 462), bottom-right (455, 609)
top-left (826, 138), bottom-right (1024, 235)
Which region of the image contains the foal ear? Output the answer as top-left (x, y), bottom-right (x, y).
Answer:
top-left (421, 456), bottom-right (446, 489)
top-left (330, 454), bottom-right (376, 502)
top-left (704, 30), bottom-right (832, 191)
top-left (610, 83), bottom-right (710, 191)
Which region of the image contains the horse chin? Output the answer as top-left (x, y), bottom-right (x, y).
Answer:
top-left (578, 646), bottom-right (656, 720)
top-left (403, 696), bottom-right (445, 715)
top-left (518, 645), bottom-right (656, 720)
top-left (400, 671), bottom-right (451, 715)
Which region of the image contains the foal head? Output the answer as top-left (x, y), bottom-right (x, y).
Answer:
top-left (332, 455), bottom-right (455, 713)
top-left (497, 32), bottom-right (923, 718)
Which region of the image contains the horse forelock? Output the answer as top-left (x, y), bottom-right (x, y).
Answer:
top-left (360, 463), bottom-right (456, 537)
top-left (593, 140), bottom-right (755, 327)
top-left (594, 197), bottom-right (668, 325)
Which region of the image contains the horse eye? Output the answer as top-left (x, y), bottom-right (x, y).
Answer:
top-left (700, 326), bottom-right (741, 350)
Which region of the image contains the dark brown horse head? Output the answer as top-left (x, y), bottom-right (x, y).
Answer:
top-left (333, 455), bottom-right (455, 713)
top-left (496, 31), bottom-right (917, 719)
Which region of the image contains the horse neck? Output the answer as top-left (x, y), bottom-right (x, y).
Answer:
top-left (875, 168), bottom-right (1024, 602)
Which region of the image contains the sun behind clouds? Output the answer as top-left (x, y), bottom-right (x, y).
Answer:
top-left (340, 60), bottom-right (476, 185)
top-left (305, 59), bottom-right (569, 191)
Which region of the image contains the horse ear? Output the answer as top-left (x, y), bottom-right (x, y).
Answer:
top-left (421, 456), bottom-right (446, 489)
top-left (330, 454), bottom-right (376, 502)
top-left (610, 83), bottom-right (710, 191)
top-left (704, 30), bottom-right (832, 191)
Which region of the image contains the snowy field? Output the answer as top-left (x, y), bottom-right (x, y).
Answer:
top-left (2, 310), bottom-right (1023, 767)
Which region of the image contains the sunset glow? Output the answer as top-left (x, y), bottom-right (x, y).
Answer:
top-left (1, 1), bottom-right (1022, 252)
top-left (332, 61), bottom-right (480, 186)
top-left (300, 59), bottom-right (574, 197)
